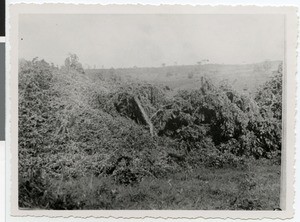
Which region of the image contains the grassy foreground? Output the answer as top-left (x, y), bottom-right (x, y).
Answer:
top-left (24, 159), bottom-right (279, 210)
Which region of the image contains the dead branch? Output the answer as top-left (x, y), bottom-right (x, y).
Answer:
top-left (133, 96), bottom-right (155, 136)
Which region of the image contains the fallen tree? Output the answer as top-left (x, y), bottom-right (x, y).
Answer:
top-left (133, 96), bottom-right (154, 136)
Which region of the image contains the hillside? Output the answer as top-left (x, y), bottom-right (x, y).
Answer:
top-left (86, 60), bottom-right (281, 94)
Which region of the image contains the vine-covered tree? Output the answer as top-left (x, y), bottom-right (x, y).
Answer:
top-left (253, 63), bottom-right (283, 159)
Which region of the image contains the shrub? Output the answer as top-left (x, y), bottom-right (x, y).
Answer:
top-left (18, 56), bottom-right (282, 209)
top-left (253, 63), bottom-right (282, 159)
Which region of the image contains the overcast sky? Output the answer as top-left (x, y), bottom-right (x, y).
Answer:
top-left (19, 14), bottom-right (284, 68)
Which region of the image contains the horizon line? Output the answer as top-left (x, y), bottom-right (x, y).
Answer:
top-left (83, 60), bottom-right (283, 70)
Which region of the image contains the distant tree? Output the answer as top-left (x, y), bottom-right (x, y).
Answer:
top-left (64, 53), bottom-right (84, 74)
top-left (197, 59), bottom-right (209, 66)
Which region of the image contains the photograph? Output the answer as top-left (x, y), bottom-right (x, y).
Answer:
top-left (9, 4), bottom-right (297, 219)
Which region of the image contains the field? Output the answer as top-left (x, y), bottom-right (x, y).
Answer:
top-left (86, 60), bottom-right (281, 93)
top-left (22, 160), bottom-right (279, 210)
top-left (18, 56), bottom-right (282, 210)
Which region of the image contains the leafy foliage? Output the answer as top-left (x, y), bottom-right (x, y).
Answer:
top-left (18, 56), bottom-right (282, 210)
top-left (253, 63), bottom-right (283, 159)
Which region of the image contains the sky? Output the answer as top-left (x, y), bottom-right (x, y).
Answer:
top-left (19, 14), bottom-right (284, 68)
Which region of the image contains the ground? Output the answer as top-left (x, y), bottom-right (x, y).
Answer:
top-left (46, 159), bottom-right (280, 210)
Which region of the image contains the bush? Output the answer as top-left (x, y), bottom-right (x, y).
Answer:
top-left (253, 63), bottom-right (282, 158)
top-left (18, 56), bottom-right (282, 209)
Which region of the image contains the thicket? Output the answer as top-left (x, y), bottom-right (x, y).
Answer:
top-left (18, 56), bottom-right (282, 209)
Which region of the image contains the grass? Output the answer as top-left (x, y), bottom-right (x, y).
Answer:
top-left (35, 159), bottom-right (280, 210)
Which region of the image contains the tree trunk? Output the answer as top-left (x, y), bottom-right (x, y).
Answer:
top-left (133, 96), bottom-right (154, 136)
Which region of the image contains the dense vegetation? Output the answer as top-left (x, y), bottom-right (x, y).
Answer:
top-left (19, 55), bottom-right (282, 210)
